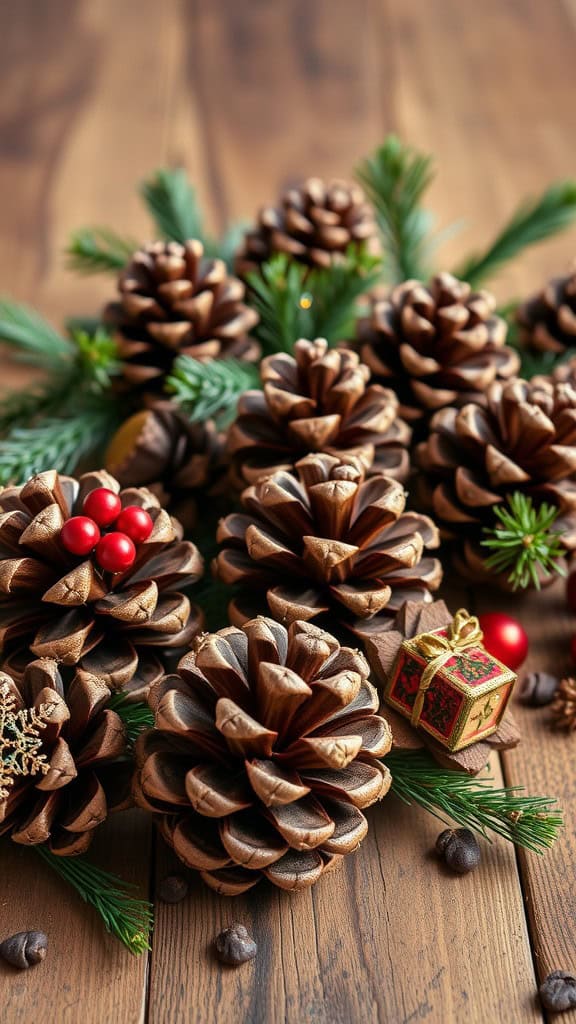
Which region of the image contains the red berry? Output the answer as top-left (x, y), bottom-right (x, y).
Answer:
top-left (83, 487), bottom-right (122, 527)
top-left (566, 571), bottom-right (576, 613)
top-left (96, 532), bottom-right (136, 573)
top-left (115, 506), bottom-right (154, 543)
top-left (478, 612), bottom-right (529, 671)
top-left (60, 516), bottom-right (101, 556)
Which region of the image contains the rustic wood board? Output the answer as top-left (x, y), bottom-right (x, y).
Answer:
top-left (1, 0), bottom-right (576, 1021)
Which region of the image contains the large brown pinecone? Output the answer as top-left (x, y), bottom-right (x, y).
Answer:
top-left (134, 615), bottom-right (392, 894)
top-left (105, 404), bottom-right (226, 531)
top-left (357, 273), bottom-right (520, 423)
top-left (550, 677), bottom-right (576, 731)
top-left (105, 240), bottom-right (259, 397)
top-left (227, 338), bottom-right (411, 487)
top-left (517, 264), bottom-right (576, 354)
top-left (0, 661), bottom-right (130, 856)
top-left (215, 454), bottom-right (442, 634)
top-left (0, 470), bottom-right (204, 697)
top-left (236, 178), bottom-right (377, 276)
top-left (415, 378), bottom-right (576, 584)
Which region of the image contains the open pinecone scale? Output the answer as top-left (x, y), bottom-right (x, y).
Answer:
top-left (0, 470), bottom-right (204, 696)
top-left (134, 616), bottom-right (392, 894)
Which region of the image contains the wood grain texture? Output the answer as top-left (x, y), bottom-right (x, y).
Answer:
top-left (1, 0), bottom-right (576, 1021)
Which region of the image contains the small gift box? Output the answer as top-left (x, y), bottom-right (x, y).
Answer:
top-left (384, 609), bottom-right (516, 752)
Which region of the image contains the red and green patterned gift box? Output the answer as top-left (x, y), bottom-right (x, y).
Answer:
top-left (384, 611), bottom-right (517, 751)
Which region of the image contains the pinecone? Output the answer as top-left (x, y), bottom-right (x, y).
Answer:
top-left (415, 377), bottom-right (576, 584)
top-left (550, 677), bottom-right (576, 730)
top-left (517, 264), bottom-right (576, 354)
top-left (0, 470), bottom-right (204, 697)
top-left (134, 615), bottom-right (392, 894)
top-left (0, 661), bottom-right (130, 855)
top-left (105, 240), bottom-right (259, 397)
top-left (227, 338), bottom-right (411, 487)
top-left (215, 454), bottom-right (442, 634)
top-left (236, 178), bottom-right (377, 276)
top-left (357, 273), bottom-right (520, 423)
top-left (105, 404), bottom-right (226, 531)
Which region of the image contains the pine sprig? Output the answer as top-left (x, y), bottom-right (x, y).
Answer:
top-left (70, 326), bottom-right (121, 391)
top-left (140, 168), bottom-right (204, 244)
top-left (166, 355), bottom-right (261, 427)
top-left (66, 227), bottom-right (137, 275)
top-left (0, 300), bottom-right (73, 369)
top-left (356, 136), bottom-right (436, 283)
top-left (108, 694), bottom-right (154, 746)
top-left (457, 181), bottom-right (576, 287)
top-left (35, 847), bottom-right (153, 955)
top-left (0, 402), bottom-right (121, 484)
top-left (388, 751), bottom-right (562, 853)
top-left (304, 248), bottom-right (382, 341)
top-left (482, 492), bottom-right (566, 590)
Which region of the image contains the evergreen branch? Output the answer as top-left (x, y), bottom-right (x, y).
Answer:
top-left (482, 493), bottom-right (567, 590)
top-left (141, 168), bottom-right (204, 244)
top-left (108, 694), bottom-right (154, 746)
top-left (356, 136), bottom-right (436, 283)
top-left (0, 380), bottom-right (70, 434)
top-left (166, 355), bottom-right (261, 427)
top-left (0, 402), bottom-right (122, 485)
top-left (456, 181), bottom-right (576, 287)
top-left (388, 751), bottom-right (562, 853)
top-left (0, 299), bottom-right (73, 369)
top-left (35, 847), bottom-right (153, 955)
top-left (307, 249), bottom-right (382, 341)
top-left (70, 326), bottom-right (121, 392)
top-left (66, 227), bottom-right (137, 275)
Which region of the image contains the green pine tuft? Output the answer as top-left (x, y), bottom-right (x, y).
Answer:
top-left (166, 355), bottom-right (261, 427)
top-left (66, 227), bottom-right (137, 275)
top-left (0, 299), bottom-right (73, 370)
top-left (140, 167), bottom-right (204, 244)
top-left (482, 492), bottom-right (567, 590)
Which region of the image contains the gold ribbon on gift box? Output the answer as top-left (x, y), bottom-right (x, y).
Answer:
top-left (409, 608), bottom-right (484, 727)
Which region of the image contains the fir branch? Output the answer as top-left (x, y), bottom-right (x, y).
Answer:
top-left (482, 493), bottom-right (567, 590)
top-left (166, 355), bottom-right (261, 427)
top-left (0, 381), bottom-right (70, 435)
top-left (388, 751), bottom-right (563, 853)
top-left (0, 299), bottom-right (73, 369)
top-left (0, 402), bottom-right (122, 485)
top-left (66, 227), bottom-right (137, 275)
top-left (356, 136), bottom-right (436, 283)
top-left (35, 847), bottom-right (153, 955)
top-left (140, 168), bottom-right (204, 244)
top-left (306, 248), bottom-right (382, 341)
top-left (108, 694), bottom-right (153, 747)
top-left (70, 326), bottom-right (121, 392)
top-left (457, 181), bottom-right (576, 287)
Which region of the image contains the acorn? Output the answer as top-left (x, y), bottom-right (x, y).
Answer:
top-left (0, 931), bottom-right (48, 969)
top-left (435, 828), bottom-right (481, 874)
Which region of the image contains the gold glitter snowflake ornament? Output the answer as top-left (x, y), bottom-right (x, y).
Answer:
top-left (0, 678), bottom-right (53, 800)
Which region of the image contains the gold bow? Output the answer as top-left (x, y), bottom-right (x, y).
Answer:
top-left (409, 609), bottom-right (483, 727)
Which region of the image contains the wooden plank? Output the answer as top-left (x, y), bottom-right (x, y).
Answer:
top-left (476, 581), bottom-right (576, 1022)
top-left (1, 811), bottom-right (152, 1024)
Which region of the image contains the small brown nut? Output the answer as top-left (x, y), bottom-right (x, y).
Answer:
top-left (518, 671), bottom-right (559, 707)
top-left (214, 923), bottom-right (257, 966)
top-left (0, 931), bottom-right (48, 969)
top-left (158, 874), bottom-right (189, 904)
top-left (435, 828), bottom-right (481, 874)
top-left (540, 970), bottom-right (576, 1013)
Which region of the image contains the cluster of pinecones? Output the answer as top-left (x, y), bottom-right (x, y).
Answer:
top-left (3, 173), bottom-right (576, 893)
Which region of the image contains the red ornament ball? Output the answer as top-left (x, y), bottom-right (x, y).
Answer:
top-left (83, 487), bottom-right (122, 528)
top-left (566, 571), bottom-right (576, 614)
top-left (478, 612), bottom-right (529, 671)
top-left (115, 505), bottom-right (154, 543)
top-left (60, 516), bottom-right (101, 556)
top-left (96, 532), bottom-right (136, 573)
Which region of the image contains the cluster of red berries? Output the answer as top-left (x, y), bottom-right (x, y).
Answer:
top-left (60, 488), bottom-right (153, 574)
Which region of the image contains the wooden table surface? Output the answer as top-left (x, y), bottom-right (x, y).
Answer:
top-left (2, 2), bottom-right (576, 1022)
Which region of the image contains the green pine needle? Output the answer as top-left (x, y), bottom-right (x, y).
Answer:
top-left (140, 168), bottom-right (204, 244)
top-left (482, 492), bottom-right (567, 590)
top-left (356, 136), bottom-right (437, 283)
top-left (166, 355), bottom-right (261, 427)
top-left (108, 694), bottom-right (154, 746)
top-left (66, 227), bottom-right (137, 275)
top-left (246, 249), bottom-right (380, 356)
top-left (70, 326), bottom-right (121, 391)
top-left (388, 751), bottom-right (562, 853)
top-left (0, 299), bottom-right (73, 370)
top-left (0, 402), bottom-right (121, 485)
top-left (457, 181), bottom-right (576, 288)
top-left (35, 847), bottom-right (153, 955)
